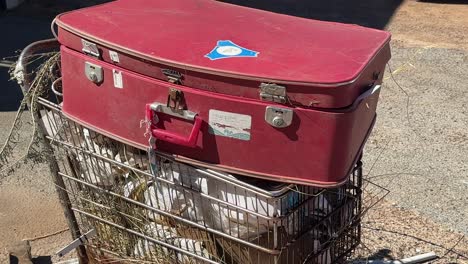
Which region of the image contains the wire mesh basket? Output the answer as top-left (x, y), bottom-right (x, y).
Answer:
top-left (36, 82), bottom-right (363, 263)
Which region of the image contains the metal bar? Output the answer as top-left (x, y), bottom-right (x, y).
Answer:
top-left (38, 97), bottom-right (61, 110)
top-left (58, 171), bottom-right (281, 255)
top-left (16, 39), bottom-right (89, 263)
top-left (51, 77), bottom-right (63, 96)
top-left (72, 208), bottom-right (220, 264)
top-left (57, 229), bottom-right (96, 257)
top-left (0, 60), bottom-right (14, 68)
top-left (203, 168), bottom-right (295, 198)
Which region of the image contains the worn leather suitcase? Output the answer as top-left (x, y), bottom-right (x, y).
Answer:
top-left (55, 0), bottom-right (391, 187)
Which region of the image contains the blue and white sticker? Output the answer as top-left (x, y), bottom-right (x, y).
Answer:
top-left (208, 109), bottom-right (251, 141)
top-left (205, 40), bottom-right (259, 60)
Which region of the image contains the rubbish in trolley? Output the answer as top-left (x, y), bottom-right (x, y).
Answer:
top-left (38, 100), bottom-right (363, 263)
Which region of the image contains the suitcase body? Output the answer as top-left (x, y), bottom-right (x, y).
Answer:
top-left (56, 0), bottom-right (391, 186)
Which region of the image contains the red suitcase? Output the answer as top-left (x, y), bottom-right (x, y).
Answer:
top-left (55, 0), bottom-right (391, 187)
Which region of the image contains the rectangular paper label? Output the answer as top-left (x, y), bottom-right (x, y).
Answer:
top-left (112, 69), bottom-right (123, 89)
top-left (209, 110), bottom-right (251, 141)
top-left (109, 50), bottom-right (120, 63)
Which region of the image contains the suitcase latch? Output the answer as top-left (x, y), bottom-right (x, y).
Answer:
top-left (84, 62), bottom-right (103, 84)
top-left (167, 88), bottom-right (184, 110)
top-left (162, 69), bottom-right (183, 84)
top-left (81, 39), bottom-right (100, 58)
top-left (265, 106), bottom-right (293, 128)
top-left (260, 83), bottom-right (287, 103)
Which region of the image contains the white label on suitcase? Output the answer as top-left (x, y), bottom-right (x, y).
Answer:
top-left (208, 110), bottom-right (251, 141)
top-left (109, 50), bottom-right (120, 63)
top-left (113, 69), bottom-right (123, 89)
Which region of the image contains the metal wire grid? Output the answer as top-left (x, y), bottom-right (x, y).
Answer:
top-left (37, 95), bottom-right (363, 264)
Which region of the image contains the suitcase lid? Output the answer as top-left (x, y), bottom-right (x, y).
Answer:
top-left (55, 0), bottom-right (391, 85)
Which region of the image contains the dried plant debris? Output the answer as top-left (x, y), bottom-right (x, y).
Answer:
top-left (0, 52), bottom-right (60, 179)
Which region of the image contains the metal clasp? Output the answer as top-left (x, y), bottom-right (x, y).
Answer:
top-left (260, 83), bottom-right (287, 103)
top-left (265, 106), bottom-right (293, 128)
top-left (162, 69), bottom-right (183, 84)
top-left (81, 39), bottom-right (100, 58)
top-left (166, 88), bottom-right (184, 110)
top-left (84, 62), bottom-right (103, 84)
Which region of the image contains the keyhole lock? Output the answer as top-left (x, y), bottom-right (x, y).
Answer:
top-left (89, 72), bottom-right (98, 82)
top-left (272, 116), bottom-right (285, 127)
top-left (85, 62), bottom-right (103, 84)
top-left (265, 106), bottom-right (293, 128)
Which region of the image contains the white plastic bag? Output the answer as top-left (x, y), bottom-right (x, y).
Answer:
top-left (134, 223), bottom-right (209, 263)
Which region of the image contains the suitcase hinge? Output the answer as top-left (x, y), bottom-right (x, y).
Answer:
top-left (81, 39), bottom-right (100, 58)
top-left (260, 83), bottom-right (287, 103)
top-left (162, 69), bottom-right (183, 84)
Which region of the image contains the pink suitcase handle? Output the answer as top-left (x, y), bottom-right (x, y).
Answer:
top-left (146, 104), bottom-right (202, 147)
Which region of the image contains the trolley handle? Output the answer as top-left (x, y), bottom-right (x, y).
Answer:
top-left (146, 103), bottom-right (202, 148)
top-left (14, 39), bottom-right (60, 94)
top-left (51, 77), bottom-right (63, 96)
top-left (350, 84), bottom-right (381, 109)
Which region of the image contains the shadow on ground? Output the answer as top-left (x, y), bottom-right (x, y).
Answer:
top-left (0, 0), bottom-right (111, 112)
top-left (32, 256), bottom-right (52, 264)
top-left (9, 255), bottom-right (51, 264)
top-left (220, 0), bottom-right (404, 29)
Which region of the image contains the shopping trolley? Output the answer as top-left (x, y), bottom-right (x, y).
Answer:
top-left (15, 39), bottom-right (365, 264)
